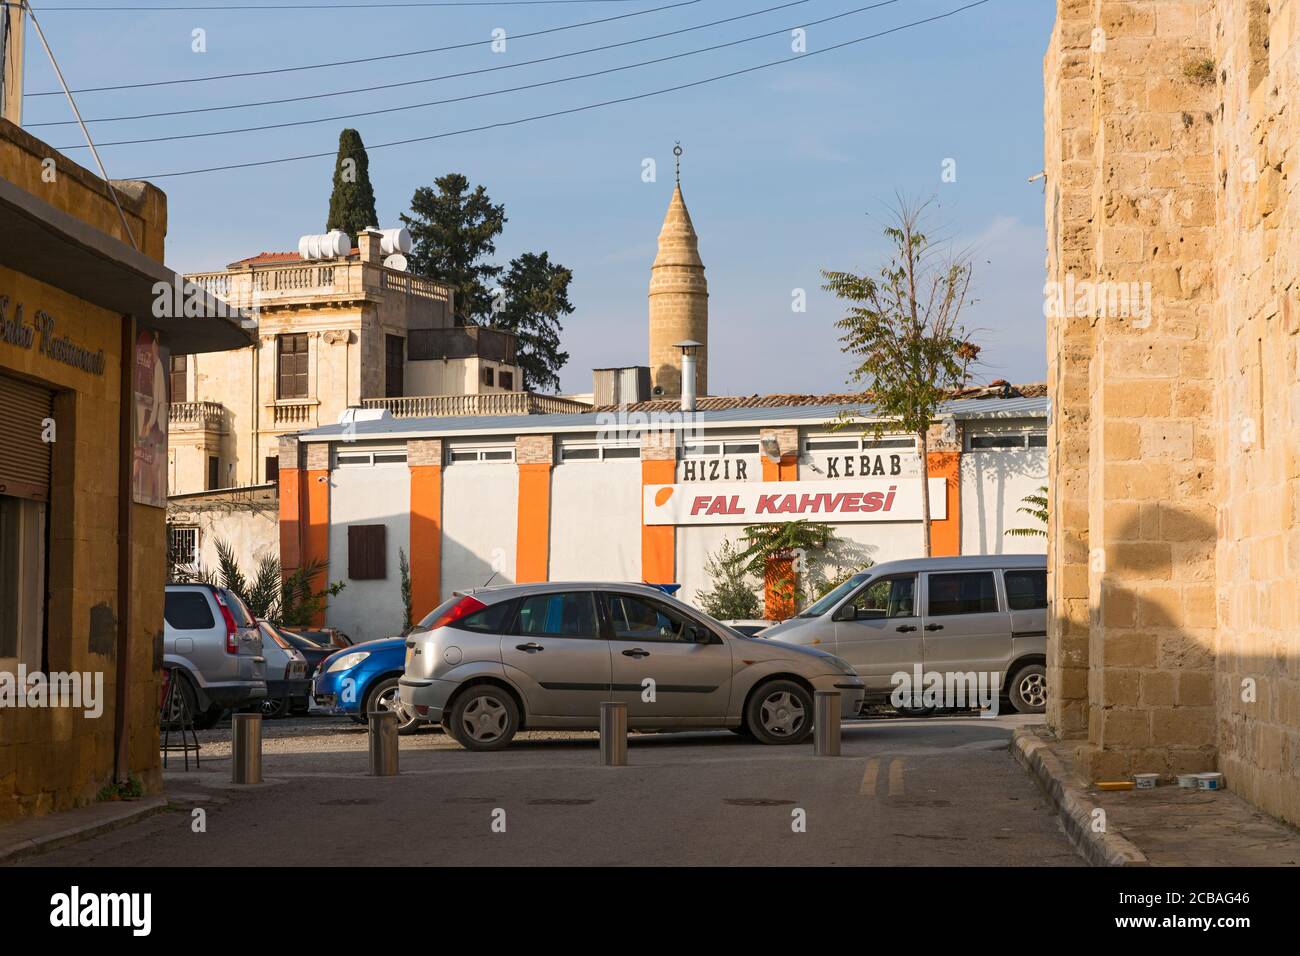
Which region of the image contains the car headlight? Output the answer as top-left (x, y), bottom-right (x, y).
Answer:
top-left (326, 651), bottom-right (370, 674)
top-left (825, 655), bottom-right (857, 676)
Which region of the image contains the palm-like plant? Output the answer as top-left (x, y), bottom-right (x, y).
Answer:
top-left (1006, 485), bottom-right (1048, 538)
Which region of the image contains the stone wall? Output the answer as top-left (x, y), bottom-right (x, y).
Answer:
top-left (0, 121), bottom-right (167, 821)
top-left (1044, 0), bottom-right (1300, 826)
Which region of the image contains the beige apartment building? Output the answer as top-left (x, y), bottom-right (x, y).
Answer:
top-left (168, 228), bottom-right (582, 496)
top-left (1044, 0), bottom-right (1300, 826)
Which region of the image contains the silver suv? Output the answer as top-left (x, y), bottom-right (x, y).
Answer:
top-left (163, 583), bottom-right (267, 728)
top-left (399, 582), bottom-right (865, 750)
top-left (763, 555), bottom-right (1048, 714)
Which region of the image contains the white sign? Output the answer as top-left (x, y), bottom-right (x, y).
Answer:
top-left (644, 478), bottom-right (948, 526)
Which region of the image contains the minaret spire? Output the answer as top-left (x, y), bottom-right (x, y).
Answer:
top-left (648, 142), bottom-right (708, 399)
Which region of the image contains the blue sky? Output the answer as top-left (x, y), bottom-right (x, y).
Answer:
top-left (23, 0), bottom-right (1055, 394)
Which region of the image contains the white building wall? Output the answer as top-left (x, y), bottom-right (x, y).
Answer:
top-left (549, 459), bottom-right (641, 582)
top-left (441, 463), bottom-right (518, 593)
top-left (327, 461), bottom-right (410, 643)
top-left (960, 448), bottom-right (1048, 554)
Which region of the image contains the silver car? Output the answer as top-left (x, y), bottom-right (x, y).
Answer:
top-left (163, 583), bottom-right (266, 729)
top-left (399, 582), bottom-right (865, 751)
top-left (763, 555), bottom-right (1048, 715)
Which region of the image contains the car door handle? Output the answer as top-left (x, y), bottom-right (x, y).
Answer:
top-left (622, 648), bottom-right (650, 659)
top-left (924, 624), bottom-right (943, 631)
top-left (895, 624), bottom-right (917, 632)
top-left (515, 642), bottom-right (545, 653)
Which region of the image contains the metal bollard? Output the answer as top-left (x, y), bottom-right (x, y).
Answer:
top-left (231, 713), bottom-right (263, 783)
top-left (813, 691), bottom-right (842, 757)
top-left (599, 701), bottom-right (628, 767)
top-left (368, 710), bottom-right (400, 776)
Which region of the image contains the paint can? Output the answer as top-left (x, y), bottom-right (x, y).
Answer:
top-left (1196, 772), bottom-right (1224, 791)
top-left (1134, 773), bottom-right (1158, 790)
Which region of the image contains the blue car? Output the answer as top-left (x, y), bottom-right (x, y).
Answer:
top-left (312, 637), bottom-right (427, 734)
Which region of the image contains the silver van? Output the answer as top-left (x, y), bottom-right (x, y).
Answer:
top-left (763, 555), bottom-right (1047, 714)
top-left (163, 583), bottom-right (267, 728)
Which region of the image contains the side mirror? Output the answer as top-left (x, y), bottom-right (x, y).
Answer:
top-left (835, 605), bottom-right (857, 622)
top-left (691, 627), bottom-right (713, 644)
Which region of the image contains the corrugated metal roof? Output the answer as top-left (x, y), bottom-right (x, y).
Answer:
top-left (299, 395), bottom-right (1049, 443)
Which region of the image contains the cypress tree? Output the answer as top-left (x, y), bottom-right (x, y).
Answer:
top-left (326, 128), bottom-right (379, 238)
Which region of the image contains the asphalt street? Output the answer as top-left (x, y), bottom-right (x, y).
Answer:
top-left (21, 713), bottom-right (1081, 866)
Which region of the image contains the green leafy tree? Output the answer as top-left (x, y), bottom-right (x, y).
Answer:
top-left (279, 559), bottom-right (346, 629)
top-left (496, 251), bottom-right (573, 392)
top-left (402, 173), bottom-right (506, 325)
top-left (1006, 485), bottom-right (1048, 539)
top-left (326, 128), bottom-right (379, 239)
top-left (213, 538), bottom-right (247, 604)
top-left (733, 521), bottom-right (840, 613)
top-left (398, 548), bottom-right (413, 632)
top-left (821, 196), bottom-right (979, 556)
top-left (245, 555), bottom-right (283, 620)
top-left (696, 539), bottom-right (762, 620)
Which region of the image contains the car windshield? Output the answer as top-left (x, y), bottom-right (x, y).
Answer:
top-left (797, 572), bottom-right (871, 618)
top-left (280, 630), bottom-right (326, 651)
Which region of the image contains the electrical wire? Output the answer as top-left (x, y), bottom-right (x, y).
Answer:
top-left (23, 0), bottom-right (702, 96)
top-left (127, 0), bottom-right (991, 181)
top-left (29, 0), bottom-right (817, 127)
top-left (56, 1), bottom-right (901, 149)
top-left (14, 1), bottom-right (657, 9)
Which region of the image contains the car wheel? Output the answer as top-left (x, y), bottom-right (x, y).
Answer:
top-left (364, 677), bottom-right (423, 735)
top-left (259, 697), bottom-right (287, 719)
top-left (895, 705), bottom-right (936, 718)
top-left (1008, 663), bottom-right (1047, 714)
top-left (161, 672), bottom-right (199, 730)
top-left (746, 680), bottom-right (814, 745)
top-left (447, 685), bottom-right (519, 751)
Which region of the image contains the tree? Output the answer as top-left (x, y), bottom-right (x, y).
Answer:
top-left (1006, 485), bottom-right (1048, 538)
top-left (496, 251), bottom-right (573, 392)
top-left (326, 128), bottom-right (379, 239)
top-left (821, 197), bottom-right (979, 557)
top-left (398, 548), bottom-right (413, 633)
top-left (696, 539), bottom-right (763, 620)
top-left (733, 521), bottom-right (844, 617)
top-left (402, 173), bottom-right (506, 325)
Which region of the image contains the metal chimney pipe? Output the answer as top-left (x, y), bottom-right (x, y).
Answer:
top-left (676, 339), bottom-right (701, 412)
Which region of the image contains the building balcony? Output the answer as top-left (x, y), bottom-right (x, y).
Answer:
top-left (269, 399), bottom-right (318, 428)
top-left (362, 392), bottom-right (592, 419)
top-left (170, 401), bottom-right (228, 434)
top-left (407, 325), bottom-right (516, 364)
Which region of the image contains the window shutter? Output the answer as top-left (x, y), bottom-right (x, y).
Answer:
top-left (0, 373), bottom-right (54, 502)
top-left (348, 525), bottom-right (387, 580)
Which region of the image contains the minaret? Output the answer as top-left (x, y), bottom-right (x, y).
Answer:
top-left (648, 144), bottom-right (707, 399)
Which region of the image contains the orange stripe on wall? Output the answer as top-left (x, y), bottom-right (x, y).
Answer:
top-left (760, 454), bottom-right (798, 482)
top-left (927, 451), bottom-right (961, 557)
top-left (641, 458), bottom-right (676, 584)
top-left (516, 462), bottom-right (552, 583)
top-left (278, 466), bottom-right (303, 572)
top-left (760, 452), bottom-right (799, 612)
top-left (409, 464), bottom-right (443, 621)
top-left (304, 468), bottom-right (330, 626)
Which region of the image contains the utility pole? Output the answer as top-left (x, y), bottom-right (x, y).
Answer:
top-left (0, 0), bottom-right (24, 125)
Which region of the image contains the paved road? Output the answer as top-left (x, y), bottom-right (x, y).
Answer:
top-left (22, 714), bottom-right (1080, 866)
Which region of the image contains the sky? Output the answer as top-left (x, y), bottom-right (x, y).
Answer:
top-left (20, 0), bottom-right (1056, 395)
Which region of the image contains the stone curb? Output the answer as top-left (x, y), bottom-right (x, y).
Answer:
top-left (1011, 726), bottom-right (1148, 867)
top-left (0, 795), bottom-right (169, 864)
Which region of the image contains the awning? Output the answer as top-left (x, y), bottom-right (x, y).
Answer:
top-left (0, 175), bottom-right (253, 354)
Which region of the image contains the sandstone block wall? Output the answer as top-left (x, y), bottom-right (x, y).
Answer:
top-left (1044, 0), bottom-right (1300, 825)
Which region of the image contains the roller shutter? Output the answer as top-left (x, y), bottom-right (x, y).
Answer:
top-left (0, 372), bottom-right (54, 502)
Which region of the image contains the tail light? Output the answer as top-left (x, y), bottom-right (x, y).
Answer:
top-left (213, 589), bottom-right (239, 654)
top-left (428, 594), bottom-right (487, 629)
